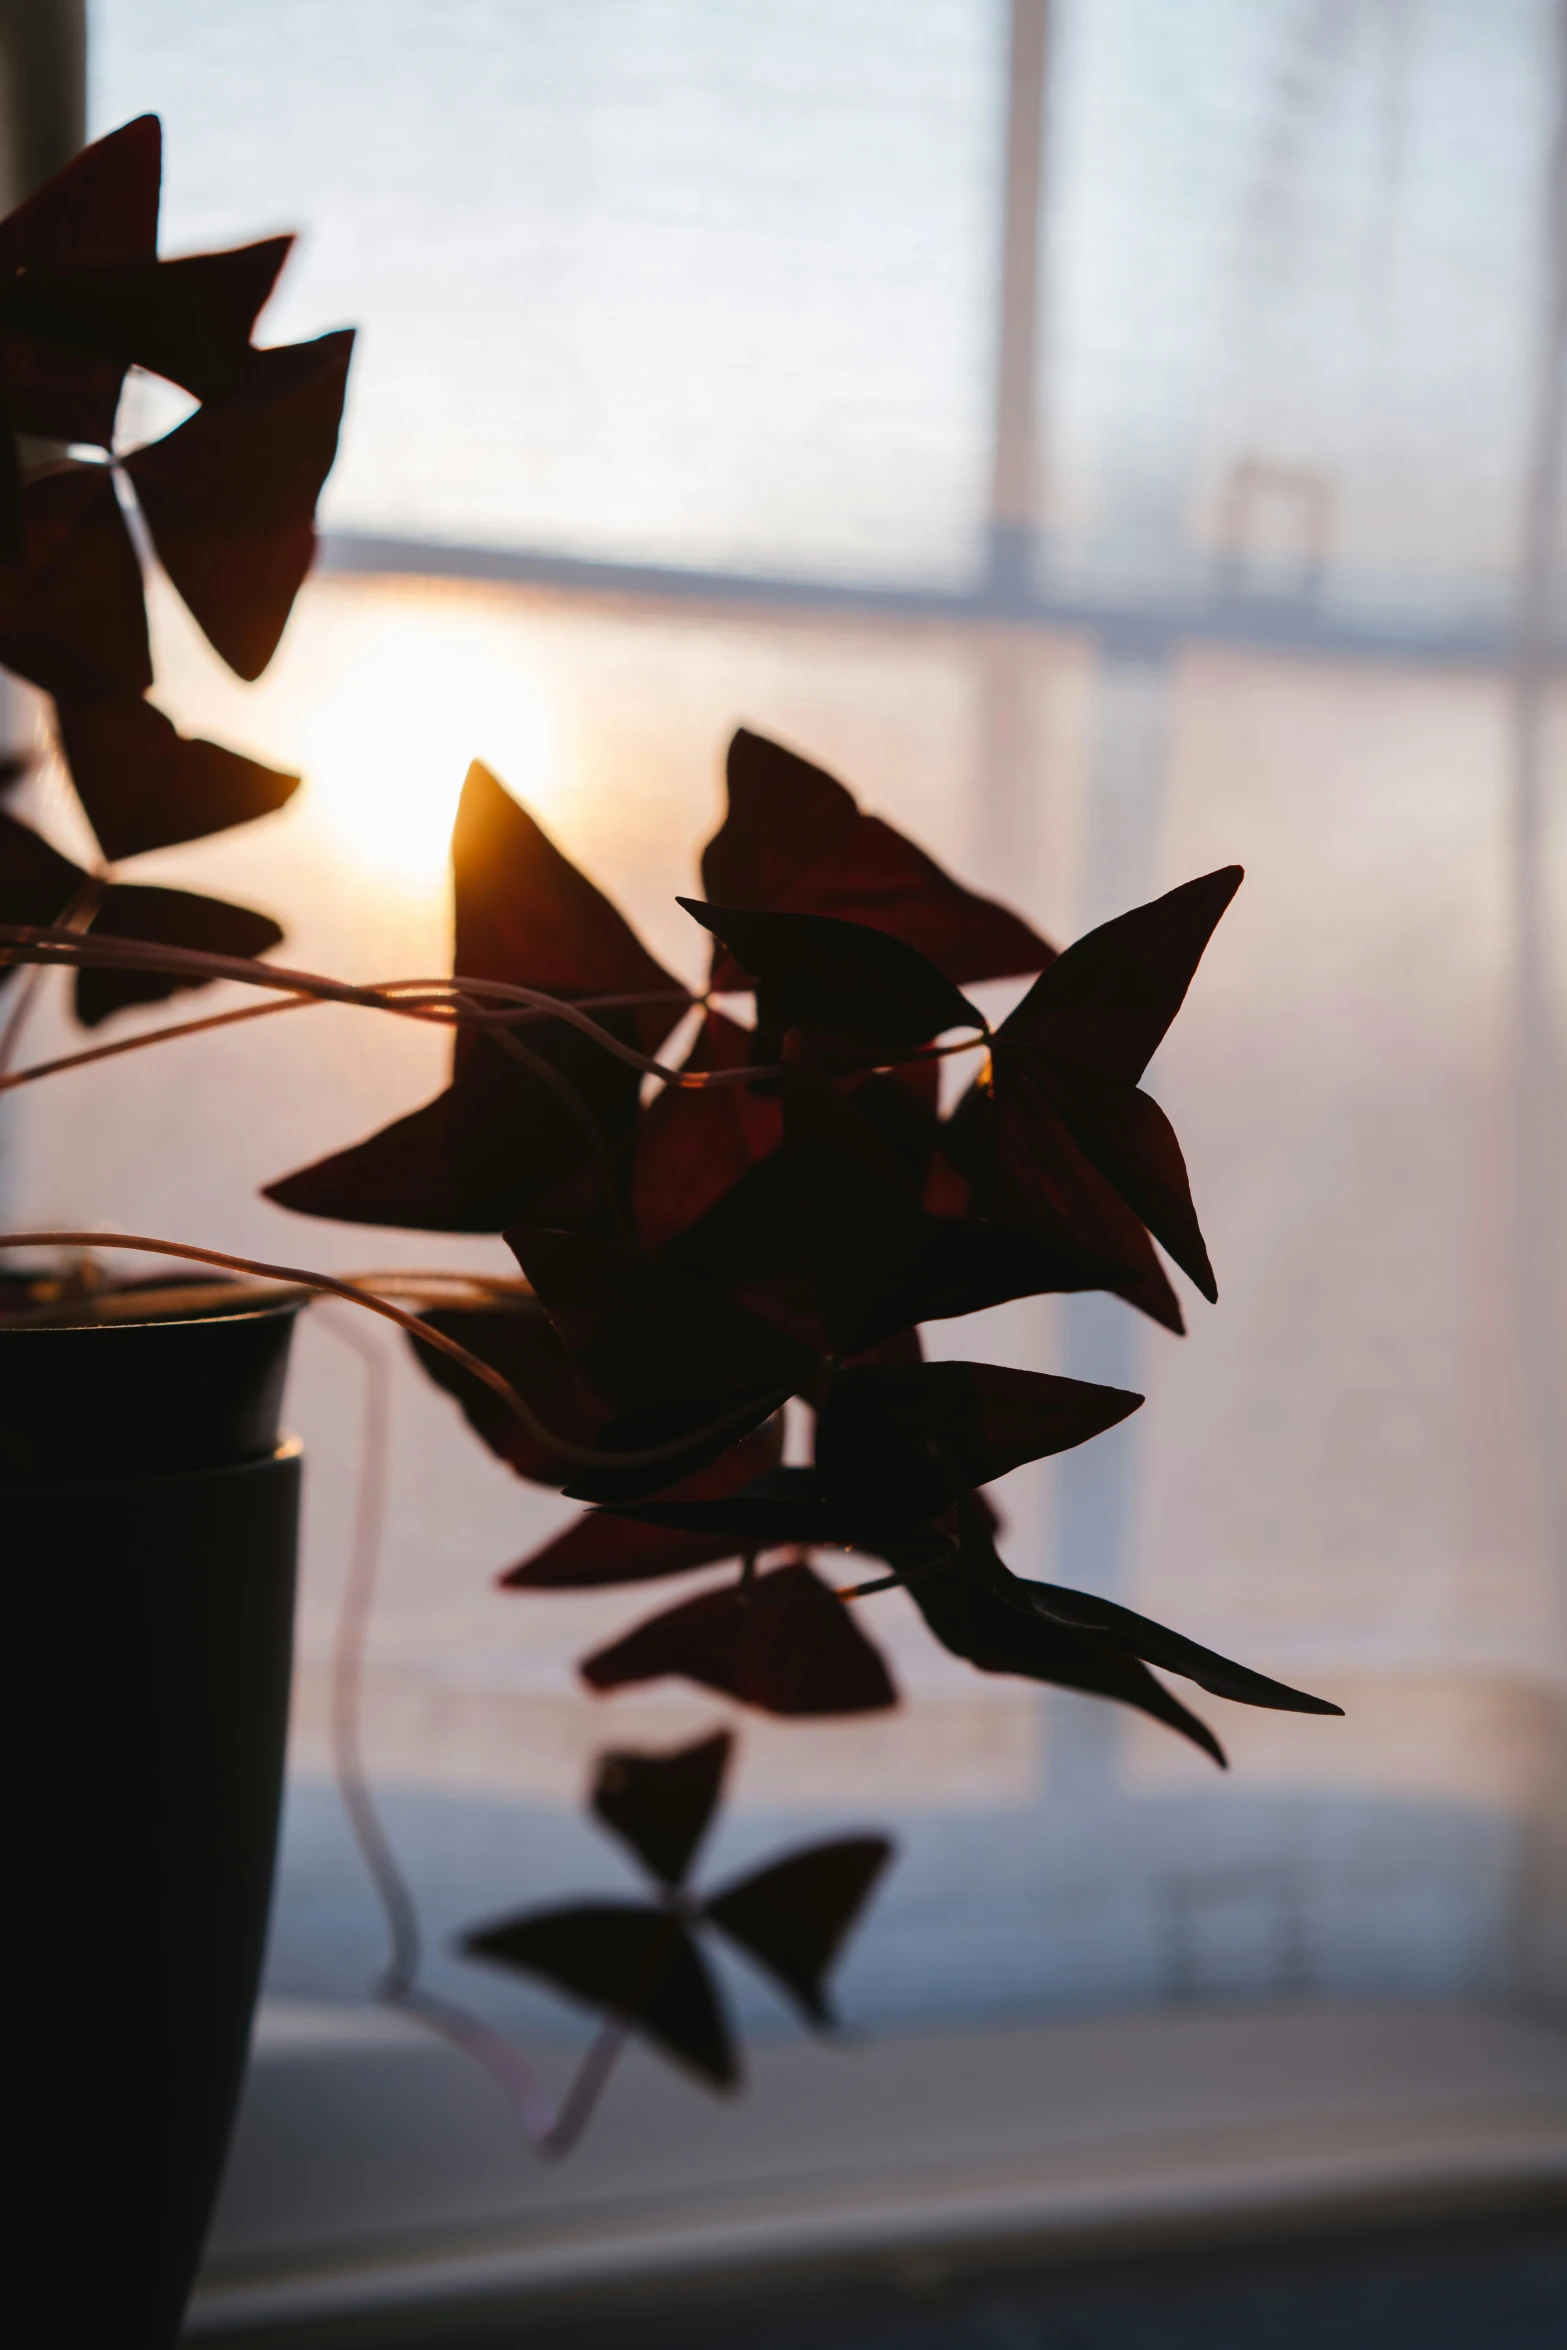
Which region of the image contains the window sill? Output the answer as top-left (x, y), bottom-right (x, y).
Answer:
top-left (187, 1996), bottom-right (1567, 2340)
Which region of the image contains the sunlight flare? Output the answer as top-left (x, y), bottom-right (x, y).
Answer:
top-left (301, 608), bottom-right (557, 892)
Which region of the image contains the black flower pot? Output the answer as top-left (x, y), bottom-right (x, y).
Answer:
top-left (0, 1286), bottom-right (306, 2349)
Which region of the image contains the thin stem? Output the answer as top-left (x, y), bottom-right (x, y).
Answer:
top-left (320, 1307), bottom-right (422, 1994)
top-left (0, 1232), bottom-right (766, 1471)
top-left (315, 1304), bottom-right (562, 2143)
top-left (0, 875), bottom-right (105, 1075)
top-left (0, 926), bottom-right (715, 1078)
top-left (0, 994), bottom-right (313, 1091)
top-left (0, 925), bottom-right (989, 1091)
top-left (540, 2019), bottom-right (630, 2159)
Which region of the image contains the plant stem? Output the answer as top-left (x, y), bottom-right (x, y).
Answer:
top-left (0, 925), bottom-right (990, 1091)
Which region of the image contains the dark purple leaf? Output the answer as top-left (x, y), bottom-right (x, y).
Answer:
top-left (7, 237), bottom-right (294, 407)
top-left (601, 1463), bottom-right (954, 1555)
top-left (509, 1225), bottom-right (817, 1422)
top-left (0, 811), bottom-right (87, 987)
top-left (680, 899), bottom-right (981, 1055)
top-left (816, 1359), bottom-right (1142, 1522)
top-left (452, 761), bottom-right (683, 1060)
top-left (705, 1836), bottom-right (893, 2026)
top-left (0, 116), bottom-right (161, 448)
top-left (581, 1558), bottom-right (899, 1718)
top-left (408, 1297), bottom-right (608, 1486)
top-left (267, 770), bottom-right (682, 1235)
top-left (57, 694), bottom-right (298, 862)
top-left (124, 330), bottom-right (354, 678)
top-left (1020, 1582), bottom-right (1343, 1717)
top-left (907, 1554), bottom-right (1228, 1766)
top-left (634, 1011), bottom-right (782, 1252)
top-left (1000, 867), bottom-right (1243, 1084)
top-left (462, 1902), bottom-right (735, 2088)
top-left (505, 1513), bottom-right (758, 1591)
top-left (0, 464), bottom-right (150, 701)
top-left (76, 884), bottom-right (282, 1027)
top-left (591, 1729), bottom-right (732, 1888)
top-left (702, 729), bottom-right (1052, 988)
top-left (952, 1063), bottom-right (1202, 1313)
top-left (265, 1031), bottom-right (635, 1237)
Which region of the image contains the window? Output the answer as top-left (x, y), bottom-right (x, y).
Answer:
top-left (34, 0), bottom-right (1567, 2323)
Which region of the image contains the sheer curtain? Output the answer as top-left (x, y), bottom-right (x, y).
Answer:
top-left (56, 0), bottom-right (1567, 2056)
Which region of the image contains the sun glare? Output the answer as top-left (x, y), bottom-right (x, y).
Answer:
top-left (302, 607), bottom-right (558, 895)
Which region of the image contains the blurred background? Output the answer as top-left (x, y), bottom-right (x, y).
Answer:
top-left (13, 0), bottom-right (1567, 2320)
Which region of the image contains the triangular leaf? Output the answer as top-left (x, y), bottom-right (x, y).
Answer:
top-left (591, 1730), bottom-right (732, 1888)
top-left (509, 1225), bottom-right (817, 1422)
top-left (1000, 867), bottom-right (1243, 1083)
top-left (0, 464), bottom-right (150, 702)
top-left (816, 1359), bottom-right (1142, 1522)
top-left (9, 237), bottom-right (293, 406)
top-left (581, 1557), bottom-right (899, 1718)
top-left (680, 899), bottom-right (981, 1054)
top-left (58, 694), bottom-right (298, 862)
top-left (504, 1512), bottom-right (758, 1590)
top-left (264, 1030), bottom-right (635, 1236)
top-left (1022, 1581), bottom-right (1343, 1717)
top-left (705, 1836), bottom-right (893, 2026)
top-left (0, 116), bottom-right (161, 446)
top-left (462, 1902), bottom-right (735, 2088)
top-left (0, 115), bottom-right (160, 274)
top-left (124, 329), bottom-right (354, 678)
top-left (966, 1058), bottom-right (1207, 1310)
top-left (908, 1555), bottom-right (1228, 1767)
top-left (407, 1297), bottom-right (608, 1485)
top-left (77, 884), bottom-right (282, 1026)
top-left (702, 729), bottom-right (1052, 987)
top-left (508, 1419), bottom-right (784, 1574)
top-left (0, 811), bottom-right (88, 983)
top-left (452, 762), bottom-right (683, 1059)
top-left (602, 1463), bottom-right (953, 1553)
top-left (633, 1011), bottom-right (782, 1252)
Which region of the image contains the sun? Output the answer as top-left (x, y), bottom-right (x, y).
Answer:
top-left (301, 605), bottom-right (558, 895)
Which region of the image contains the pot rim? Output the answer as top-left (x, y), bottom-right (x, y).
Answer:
top-left (0, 1280), bottom-right (313, 1333)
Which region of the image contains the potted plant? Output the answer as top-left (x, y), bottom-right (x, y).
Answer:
top-left (0, 120), bottom-right (1341, 2350)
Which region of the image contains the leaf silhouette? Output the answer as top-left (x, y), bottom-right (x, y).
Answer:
top-left (7, 236), bottom-right (295, 408)
top-left (58, 695), bottom-right (299, 862)
top-left (591, 1730), bottom-right (732, 1888)
top-left (815, 1359), bottom-right (1142, 1522)
top-left (1002, 866), bottom-right (1244, 1083)
top-left (942, 1074), bottom-right (1187, 1328)
top-left (705, 1837), bottom-right (893, 2026)
top-left (0, 116), bottom-right (161, 458)
top-left (408, 1297), bottom-right (608, 1485)
top-left (505, 1514), bottom-right (758, 1591)
top-left (985, 870), bottom-right (1243, 1302)
top-left (268, 770), bottom-right (680, 1235)
top-left (452, 761), bottom-right (683, 1059)
top-left (76, 884), bottom-right (283, 1026)
top-left (510, 1225), bottom-right (815, 1424)
top-left (0, 810), bottom-right (87, 971)
top-left (505, 1419), bottom-right (784, 1582)
top-left (680, 899), bottom-right (981, 1055)
top-left (581, 1558), bottom-right (899, 1718)
top-left (463, 1902), bottom-right (735, 2087)
top-left (634, 1011), bottom-right (782, 1252)
top-left (0, 465), bottom-right (150, 702)
top-left (1019, 1580), bottom-right (1343, 1717)
top-left (602, 1463), bottom-right (952, 1554)
top-left (124, 329), bottom-right (354, 678)
top-left (907, 1556), bottom-right (1228, 1766)
top-left (702, 729), bottom-right (1052, 987)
